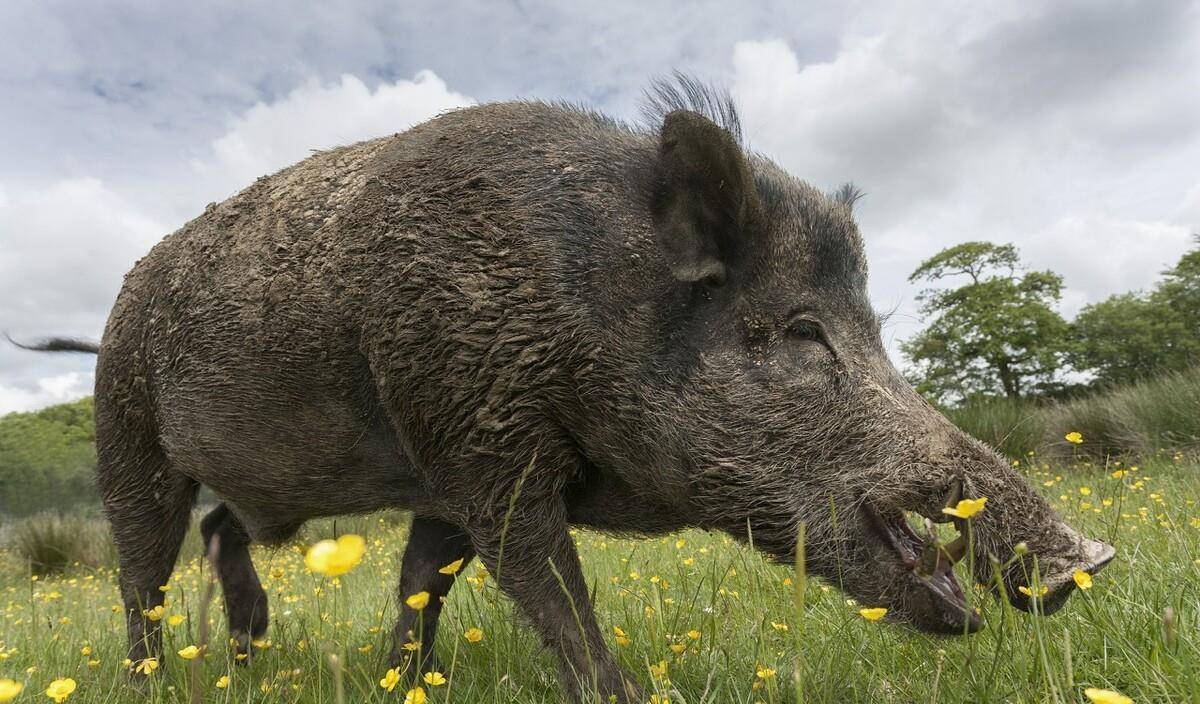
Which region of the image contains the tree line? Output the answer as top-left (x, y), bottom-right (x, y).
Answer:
top-left (903, 235), bottom-right (1200, 404)
top-left (0, 397), bottom-right (98, 516)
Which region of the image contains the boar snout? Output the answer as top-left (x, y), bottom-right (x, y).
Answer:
top-left (1007, 523), bottom-right (1116, 615)
top-left (957, 447), bottom-right (1117, 617)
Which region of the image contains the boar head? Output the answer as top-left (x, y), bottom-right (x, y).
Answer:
top-left (644, 108), bottom-right (1114, 633)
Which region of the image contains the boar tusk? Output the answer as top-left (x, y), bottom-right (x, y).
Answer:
top-left (944, 478), bottom-right (963, 509)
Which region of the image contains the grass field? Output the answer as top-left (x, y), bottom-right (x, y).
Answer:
top-left (1, 455), bottom-right (1197, 703)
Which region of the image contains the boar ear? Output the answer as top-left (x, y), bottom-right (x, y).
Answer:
top-left (650, 110), bottom-right (761, 285)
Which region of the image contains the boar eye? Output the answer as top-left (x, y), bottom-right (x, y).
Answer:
top-left (786, 320), bottom-right (824, 344)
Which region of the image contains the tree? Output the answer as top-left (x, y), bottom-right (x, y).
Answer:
top-left (1070, 293), bottom-right (1198, 387)
top-left (902, 242), bottom-right (1070, 403)
top-left (1155, 234), bottom-right (1200, 341)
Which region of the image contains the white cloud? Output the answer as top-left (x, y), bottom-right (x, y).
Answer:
top-left (0, 177), bottom-right (165, 328)
top-left (1027, 216), bottom-right (1193, 316)
top-left (0, 371), bottom-right (93, 416)
top-left (0, 177), bottom-right (162, 412)
top-left (1176, 182), bottom-right (1200, 228)
top-left (197, 71), bottom-right (474, 200)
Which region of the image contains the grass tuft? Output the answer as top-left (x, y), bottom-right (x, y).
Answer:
top-left (7, 512), bottom-right (116, 575)
top-left (947, 366), bottom-right (1200, 460)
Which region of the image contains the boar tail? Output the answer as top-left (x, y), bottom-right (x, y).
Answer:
top-left (4, 333), bottom-right (99, 354)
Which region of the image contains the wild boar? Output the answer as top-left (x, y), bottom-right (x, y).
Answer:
top-left (19, 77), bottom-right (1113, 702)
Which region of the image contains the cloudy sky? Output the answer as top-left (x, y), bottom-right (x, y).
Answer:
top-left (2, 1), bottom-right (1198, 414)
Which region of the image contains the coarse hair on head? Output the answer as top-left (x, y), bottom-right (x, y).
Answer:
top-left (640, 71), bottom-right (743, 143)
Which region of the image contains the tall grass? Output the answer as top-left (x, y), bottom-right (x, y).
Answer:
top-left (6, 512), bottom-right (117, 575)
top-left (947, 366), bottom-right (1200, 459)
top-left (944, 396), bottom-right (1047, 458)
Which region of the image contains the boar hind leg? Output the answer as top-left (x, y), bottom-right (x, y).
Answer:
top-left (99, 443), bottom-right (196, 670)
top-left (470, 498), bottom-right (642, 704)
top-left (200, 503), bottom-right (268, 660)
top-left (389, 516), bottom-right (475, 677)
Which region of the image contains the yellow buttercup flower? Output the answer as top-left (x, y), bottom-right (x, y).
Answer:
top-left (1065, 431), bottom-right (1084, 445)
top-left (1084, 688), bottom-right (1132, 704)
top-left (134, 658), bottom-right (159, 676)
top-left (177, 645), bottom-right (202, 660)
top-left (403, 687), bottom-right (427, 704)
top-left (304, 534), bottom-right (365, 577)
top-left (45, 678), bottom-right (76, 703)
top-left (1073, 570), bottom-right (1094, 590)
top-left (0, 679), bottom-right (23, 703)
top-left (438, 558), bottom-right (465, 575)
top-left (215, 675), bottom-right (229, 689)
top-left (405, 591), bottom-right (430, 611)
top-left (942, 497), bottom-right (988, 519)
top-left (613, 625), bottom-right (630, 647)
top-left (756, 666), bottom-right (776, 680)
top-left (463, 627), bottom-right (484, 643)
top-left (142, 605), bottom-right (165, 621)
top-left (380, 668), bottom-right (401, 692)
top-left (859, 607), bottom-right (888, 622)
top-left (1018, 585), bottom-right (1049, 598)
top-left (423, 671), bottom-right (446, 686)
top-left (167, 614), bottom-right (185, 627)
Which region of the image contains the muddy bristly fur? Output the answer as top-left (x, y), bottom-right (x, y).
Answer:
top-left (30, 77), bottom-right (1111, 702)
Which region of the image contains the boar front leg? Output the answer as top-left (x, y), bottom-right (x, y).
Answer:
top-left (470, 496), bottom-right (642, 704)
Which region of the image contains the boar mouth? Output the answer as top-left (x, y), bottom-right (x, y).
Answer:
top-left (863, 502), bottom-right (981, 634)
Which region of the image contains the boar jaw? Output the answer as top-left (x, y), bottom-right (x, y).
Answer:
top-left (864, 502), bottom-right (981, 633)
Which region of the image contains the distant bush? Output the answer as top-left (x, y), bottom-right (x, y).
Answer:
top-left (9, 512), bottom-right (116, 575)
top-left (947, 366), bottom-right (1200, 459)
top-left (1043, 367), bottom-right (1200, 458)
top-left (945, 396), bottom-right (1047, 459)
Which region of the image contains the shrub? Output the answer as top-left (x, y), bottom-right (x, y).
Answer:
top-left (945, 397), bottom-right (1048, 458)
top-left (946, 366), bottom-right (1200, 460)
top-left (1044, 367), bottom-right (1200, 459)
top-left (8, 512), bottom-right (116, 575)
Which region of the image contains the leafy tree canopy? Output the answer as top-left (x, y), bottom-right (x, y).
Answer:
top-left (1069, 292), bottom-right (1199, 387)
top-left (902, 242), bottom-right (1069, 403)
top-left (1155, 234), bottom-right (1200, 337)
